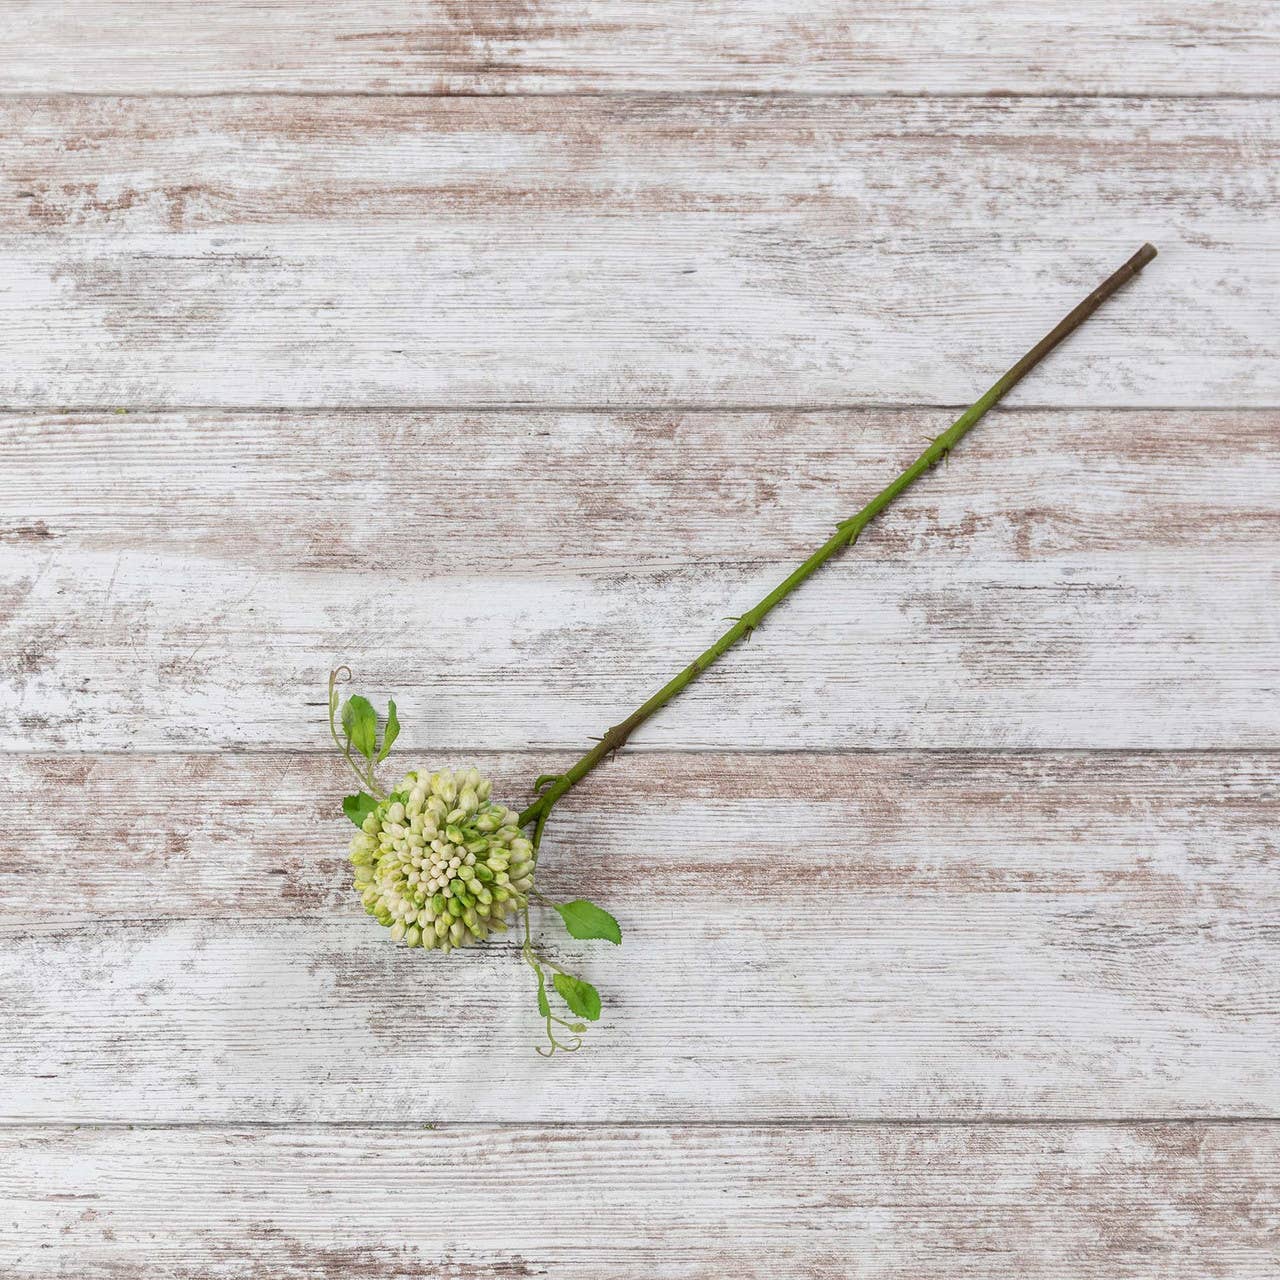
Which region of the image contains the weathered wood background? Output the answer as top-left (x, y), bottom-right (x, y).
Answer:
top-left (1, 5), bottom-right (1277, 1277)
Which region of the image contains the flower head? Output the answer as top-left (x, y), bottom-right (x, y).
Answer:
top-left (348, 767), bottom-right (535, 953)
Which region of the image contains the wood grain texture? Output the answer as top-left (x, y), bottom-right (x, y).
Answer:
top-left (2, 96), bottom-right (1276, 408)
top-left (2, 750), bottom-right (1275, 1121)
top-left (3, 408), bottom-right (1277, 751)
top-left (3, 1123), bottom-right (1277, 1278)
top-left (6, 6), bottom-right (1278, 1275)
top-left (5, 1), bottom-right (1280, 95)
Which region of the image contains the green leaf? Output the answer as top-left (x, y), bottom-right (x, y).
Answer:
top-left (342, 792), bottom-right (378, 827)
top-left (553, 899), bottom-right (622, 945)
top-left (553, 973), bottom-right (601, 1022)
top-left (342, 695), bottom-right (378, 761)
top-left (535, 968), bottom-right (550, 1018)
top-left (377, 698), bottom-right (401, 763)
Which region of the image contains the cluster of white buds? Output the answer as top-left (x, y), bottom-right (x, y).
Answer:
top-left (348, 767), bottom-right (536, 953)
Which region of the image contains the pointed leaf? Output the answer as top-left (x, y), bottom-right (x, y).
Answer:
top-left (342, 792), bottom-right (378, 827)
top-left (535, 968), bottom-right (550, 1018)
top-left (553, 973), bottom-right (601, 1022)
top-left (342, 695), bottom-right (378, 761)
top-left (553, 899), bottom-right (621, 945)
top-left (377, 699), bottom-right (401, 762)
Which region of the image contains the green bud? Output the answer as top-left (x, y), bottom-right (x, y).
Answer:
top-left (347, 766), bottom-right (526, 954)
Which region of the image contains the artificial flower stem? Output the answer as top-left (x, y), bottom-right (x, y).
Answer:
top-left (519, 243), bottom-right (1157, 829)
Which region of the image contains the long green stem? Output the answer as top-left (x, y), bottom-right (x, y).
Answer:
top-left (519, 243), bottom-right (1157, 829)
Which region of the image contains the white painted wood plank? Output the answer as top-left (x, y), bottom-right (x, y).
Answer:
top-left (2, 409), bottom-right (1277, 751)
top-left (1, 96), bottom-right (1275, 407)
top-left (5, 1), bottom-right (1280, 95)
top-left (2, 751), bottom-right (1275, 1121)
top-left (4, 1123), bottom-right (1277, 1278)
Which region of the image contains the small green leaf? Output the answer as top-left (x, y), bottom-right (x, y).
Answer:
top-left (553, 899), bottom-right (622, 945)
top-left (342, 695), bottom-right (378, 761)
top-left (377, 699), bottom-right (400, 763)
top-left (535, 968), bottom-right (550, 1018)
top-left (553, 973), bottom-right (601, 1022)
top-left (342, 792), bottom-right (378, 827)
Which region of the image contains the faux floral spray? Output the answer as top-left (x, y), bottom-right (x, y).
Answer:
top-left (330, 244), bottom-right (1158, 1054)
